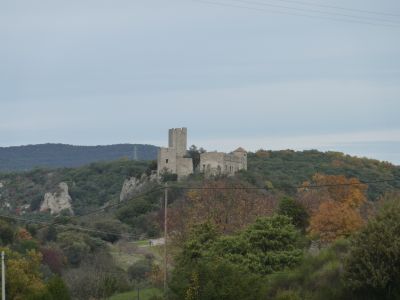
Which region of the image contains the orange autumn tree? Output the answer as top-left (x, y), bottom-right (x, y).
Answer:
top-left (298, 174), bottom-right (367, 243)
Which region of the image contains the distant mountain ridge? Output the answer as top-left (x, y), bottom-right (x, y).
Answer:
top-left (0, 143), bottom-right (159, 172)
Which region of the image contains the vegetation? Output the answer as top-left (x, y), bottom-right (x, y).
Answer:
top-left (344, 194), bottom-right (400, 300)
top-left (245, 149), bottom-right (399, 200)
top-left (169, 216), bottom-right (303, 299)
top-left (0, 149), bottom-right (398, 299)
top-left (0, 159), bottom-right (151, 215)
top-left (0, 143), bottom-right (158, 172)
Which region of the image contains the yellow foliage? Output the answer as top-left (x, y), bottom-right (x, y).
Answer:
top-left (0, 248), bottom-right (46, 300)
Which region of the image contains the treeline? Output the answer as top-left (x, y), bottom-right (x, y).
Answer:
top-left (0, 143), bottom-right (158, 172)
top-left (245, 149), bottom-right (400, 200)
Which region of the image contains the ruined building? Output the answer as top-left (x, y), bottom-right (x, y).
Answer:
top-left (157, 128), bottom-right (247, 179)
top-left (157, 128), bottom-right (194, 178)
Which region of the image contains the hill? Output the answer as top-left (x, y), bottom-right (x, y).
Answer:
top-left (0, 149), bottom-right (398, 218)
top-left (244, 150), bottom-right (400, 200)
top-left (0, 143), bottom-right (158, 172)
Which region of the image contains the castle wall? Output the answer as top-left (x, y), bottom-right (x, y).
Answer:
top-left (200, 152), bottom-right (225, 176)
top-left (158, 128), bottom-right (246, 179)
top-left (232, 149), bottom-right (247, 171)
top-left (158, 128), bottom-right (192, 179)
top-left (177, 157), bottom-right (194, 177)
top-left (157, 147), bottom-right (177, 175)
top-left (200, 150), bottom-right (247, 177)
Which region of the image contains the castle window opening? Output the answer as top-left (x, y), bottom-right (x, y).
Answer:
top-left (166, 159), bottom-right (169, 164)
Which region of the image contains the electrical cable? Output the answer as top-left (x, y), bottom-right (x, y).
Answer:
top-left (192, 0), bottom-right (400, 28)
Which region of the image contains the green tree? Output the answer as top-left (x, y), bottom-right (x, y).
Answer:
top-left (0, 220), bottom-right (14, 245)
top-left (57, 232), bottom-right (91, 266)
top-left (169, 216), bottom-right (302, 299)
top-left (265, 239), bottom-right (350, 300)
top-left (94, 219), bottom-right (127, 243)
top-left (46, 276), bottom-right (70, 300)
top-left (344, 196), bottom-right (400, 300)
top-left (187, 145), bottom-right (206, 171)
top-left (278, 196), bottom-right (309, 230)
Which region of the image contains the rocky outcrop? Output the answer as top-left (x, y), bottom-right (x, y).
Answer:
top-left (119, 173), bottom-right (158, 202)
top-left (0, 182), bottom-right (3, 188)
top-left (40, 182), bottom-right (74, 215)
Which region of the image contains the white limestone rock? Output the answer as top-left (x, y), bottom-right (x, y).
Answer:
top-left (119, 173), bottom-right (158, 202)
top-left (40, 182), bottom-right (74, 215)
top-left (0, 182), bottom-right (3, 188)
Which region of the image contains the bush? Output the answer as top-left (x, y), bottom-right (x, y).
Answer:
top-left (344, 196), bottom-right (400, 300)
top-left (0, 220), bottom-right (14, 245)
top-left (94, 219), bottom-right (128, 243)
top-left (128, 259), bottom-right (152, 282)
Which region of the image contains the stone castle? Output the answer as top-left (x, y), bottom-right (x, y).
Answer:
top-left (157, 128), bottom-right (247, 179)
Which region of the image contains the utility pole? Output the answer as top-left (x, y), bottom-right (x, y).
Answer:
top-left (163, 183), bottom-right (168, 294)
top-left (1, 251), bottom-right (5, 300)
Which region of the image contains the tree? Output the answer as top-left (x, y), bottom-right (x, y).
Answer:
top-left (265, 239), bottom-right (351, 300)
top-left (94, 219), bottom-right (128, 243)
top-left (57, 232), bottom-right (91, 266)
top-left (278, 196), bottom-right (309, 230)
top-left (344, 196), bottom-right (400, 300)
top-left (299, 174), bottom-right (367, 243)
top-left (169, 216), bottom-right (302, 299)
top-left (187, 145), bottom-right (206, 171)
top-left (213, 215), bottom-right (303, 275)
top-left (308, 201), bottom-right (364, 243)
top-left (168, 179), bottom-right (278, 243)
top-left (46, 276), bottom-right (70, 300)
top-left (0, 248), bottom-right (47, 299)
top-left (41, 247), bottom-right (65, 275)
top-left (0, 220), bottom-right (14, 245)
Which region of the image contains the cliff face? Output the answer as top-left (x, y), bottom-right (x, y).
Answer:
top-left (119, 173), bottom-right (158, 202)
top-left (40, 182), bottom-right (74, 215)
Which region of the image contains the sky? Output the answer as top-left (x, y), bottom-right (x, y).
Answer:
top-left (1, 0), bottom-right (400, 164)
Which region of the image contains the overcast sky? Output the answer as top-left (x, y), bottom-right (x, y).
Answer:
top-left (1, 0), bottom-right (399, 164)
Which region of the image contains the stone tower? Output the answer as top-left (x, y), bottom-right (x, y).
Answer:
top-left (168, 128), bottom-right (187, 157)
top-left (157, 128), bottom-right (193, 179)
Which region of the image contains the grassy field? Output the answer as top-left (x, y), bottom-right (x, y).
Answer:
top-left (110, 287), bottom-right (162, 300)
top-left (109, 240), bottom-right (163, 271)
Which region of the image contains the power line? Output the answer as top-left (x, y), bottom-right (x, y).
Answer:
top-left (193, 0), bottom-right (400, 28)
top-left (3, 179), bottom-right (398, 238)
top-left (0, 213), bottom-right (141, 239)
top-left (35, 186), bottom-right (164, 231)
top-left (270, 0), bottom-right (400, 18)
top-left (76, 187), bottom-right (163, 219)
top-left (169, 178), bottom-right (399, 190)
top-left (227, 0), bottom-right (400, 25)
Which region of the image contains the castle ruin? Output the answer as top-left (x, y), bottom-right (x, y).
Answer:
top-left (157, 128), bottom-right (247, 179)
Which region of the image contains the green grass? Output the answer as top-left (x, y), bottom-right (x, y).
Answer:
top-left (109, 240), bottom-right (163, 271)
top-left (110, 287), bottom-right (162, 300)
top-left (134, 239), bottom-right (152, 247)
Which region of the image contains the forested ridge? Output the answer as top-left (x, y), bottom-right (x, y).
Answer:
top-left (0, 149), bottom-right (399, 299)
top-left (0, 143), bottom-right (158, 172)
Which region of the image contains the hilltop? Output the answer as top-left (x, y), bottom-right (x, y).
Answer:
top-left (0, 143), bottom-right (158, 172)
top-left (0, 149), bottom-right (398, 218)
